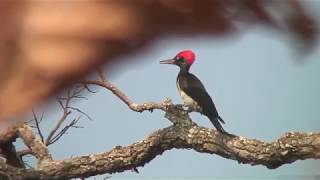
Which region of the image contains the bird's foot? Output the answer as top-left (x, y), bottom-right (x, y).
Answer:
top-left (218, 129), bottom-right (237, 138)
top-left (186, 106), bottom-right (202, 113)
top-left (173, 104), bottom-right (191, 115)
top-left (186, 108), bottom-right (193, 113)
top-left (174, 104), bottom-right (185, 111)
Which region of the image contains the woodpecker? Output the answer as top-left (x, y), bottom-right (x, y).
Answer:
top-left (160, 50), bottom-right (231, 135)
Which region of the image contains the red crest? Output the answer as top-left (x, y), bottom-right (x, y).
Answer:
top-left (175, 50), bottom-right (195, 65)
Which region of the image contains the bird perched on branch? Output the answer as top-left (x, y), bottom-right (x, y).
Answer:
top-left (160, 50), bottom-right (232, 136)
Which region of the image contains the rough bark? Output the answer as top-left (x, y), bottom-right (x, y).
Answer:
top-left (1, 79), bottom-right (319, 179)
top-left (1, 108), bottom-right (320, 180)
top-left (0, 123), bottom-right (22, 143)
top-left (17, 124), bottom-right (52, 167)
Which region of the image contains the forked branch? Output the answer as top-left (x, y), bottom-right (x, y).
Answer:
top-left (2, 76), bottom-right (318, 180)
top-left (3, 111), bottom-right (320, 179)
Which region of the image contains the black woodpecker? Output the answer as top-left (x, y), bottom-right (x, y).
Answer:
top-left (160, 50), bottom-right (232, 135)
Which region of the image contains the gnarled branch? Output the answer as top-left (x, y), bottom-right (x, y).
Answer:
top-left (17, 124), bottom-right (52, 167)
top-left (3, 78), bottom-right (318, 179)
top-left (3, 109), bottom-right (320, 179)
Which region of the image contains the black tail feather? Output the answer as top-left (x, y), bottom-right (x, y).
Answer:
top-left (211, 117), bottom-right (226, 133)
top-left (218, 115), bottom-right (225, 124)
top-left (208, 116), bottom-right (236, 137)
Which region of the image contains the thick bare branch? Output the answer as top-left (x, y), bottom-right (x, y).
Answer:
top-left (2, 78), bottom-right (318, 179)
top-left (0, 123), bottom-right (22, 143)
top-left (5, 110), bottom-right (320, 179)
top-left (17, 124), bottom-right (52, 166)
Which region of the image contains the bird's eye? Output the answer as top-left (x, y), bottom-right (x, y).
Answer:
top-left (176, 56), bottom-right (184, 62)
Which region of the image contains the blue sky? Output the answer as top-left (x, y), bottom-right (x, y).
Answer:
top-left (17, 25), bottom-right (320, 179)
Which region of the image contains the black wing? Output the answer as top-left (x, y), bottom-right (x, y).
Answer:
top-left (178, 73), bottom-right (223, 122)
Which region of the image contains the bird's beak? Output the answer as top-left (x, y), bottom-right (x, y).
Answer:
top-left (160, 59), bottom-right (175, 65)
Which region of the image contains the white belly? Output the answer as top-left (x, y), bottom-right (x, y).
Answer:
top-left (177, 79), bottom-right (198, 107)
top-left (180, 90), bottom-right (198, 107)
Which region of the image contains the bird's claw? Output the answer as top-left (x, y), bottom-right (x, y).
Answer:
top-left (174, 104), bottom-right (185, 111)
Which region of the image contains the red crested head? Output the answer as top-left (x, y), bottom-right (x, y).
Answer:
top-left (175, 50), bottom-right (195, 65)
top-left (160, 50), bottom-right (196, 70)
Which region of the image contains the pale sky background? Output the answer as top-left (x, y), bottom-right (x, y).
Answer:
top-left (17, 2), bottom-right (320, 180)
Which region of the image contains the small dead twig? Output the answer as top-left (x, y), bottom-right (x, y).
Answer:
top-left (32, 109), bottom-right (44, 143)
top-left (45, 101), bottom-right (71, 146)
top-left (46, 86), bottom-right (89, 146)
top-left (84, 84), bottom-right (98, 93)
top-left (49, 117), bottom-right (82, 145)
top-left (21, 85), bottom-right (90, 159)
top-left (66, 106), bottom-right (92, 121)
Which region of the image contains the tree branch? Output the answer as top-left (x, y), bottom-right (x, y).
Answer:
top-left (49, 117), bottom-right (83, 145)
top-left (5, 78), bottom-right (318, 179)
top-left (0, 123), bottom-right (22, 143)
top-left (45, 105), bottom-right (71, 146)
top-left (17, 149), bottom-right (34, 158)
top-left (46, 86), bottom-right (85, 146)
top-left (32, 110), bottom-right (44, 143)
top-left (4, 110), bottom-right (320, 179)
top-left (83, 80), bottom-right (172, 112)
top-left (17, 124), bottom-right (52, 167)
top-left (18, 86), bottom-right (88, 160)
